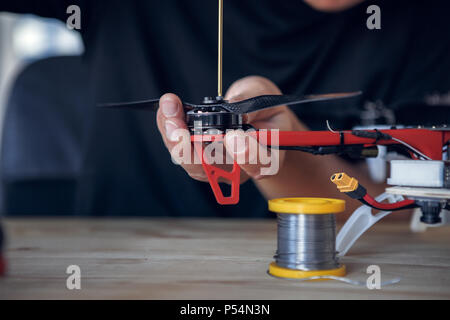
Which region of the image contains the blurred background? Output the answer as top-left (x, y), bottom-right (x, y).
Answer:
top-left (0, 1), bottom-right (448, 219)
top-left (0, 13), bottom-right (84, 215)
top-left (0, 13), bottom-right (83, 125)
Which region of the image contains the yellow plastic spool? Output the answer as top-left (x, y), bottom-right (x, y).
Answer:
top-left (268, 262), bottom-right (346, 281)
top-left (268, 197), bottom-right (346, 280)
top-left (269, 197), bottom-right (345, 215)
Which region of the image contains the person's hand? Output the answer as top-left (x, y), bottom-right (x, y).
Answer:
top-left (156, 76), bottom-right (298, 184)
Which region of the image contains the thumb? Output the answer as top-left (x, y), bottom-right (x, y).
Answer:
top-left (224, 130), bottom-right (281, 180)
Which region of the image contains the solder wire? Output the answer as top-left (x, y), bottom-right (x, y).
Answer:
top-left (272, 212), bottom-right (401, 287)
top-left (274, 213), bottom-right (340, 271)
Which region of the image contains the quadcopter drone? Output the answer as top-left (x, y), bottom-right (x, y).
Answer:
top-left (100, 0), bottom-right (450, 227)
top-left (102, 94), bottom-right (450, 221)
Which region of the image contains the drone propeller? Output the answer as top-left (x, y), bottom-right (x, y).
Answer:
top-left (99, 91), bottom-right (361, 114)
top-left (222, 92), bottom-right (361, 114)
top-left (99, 98), bottom-right (160, 111)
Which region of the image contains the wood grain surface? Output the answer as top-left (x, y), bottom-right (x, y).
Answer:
top-left (1, 218), bottom-right (449, 299)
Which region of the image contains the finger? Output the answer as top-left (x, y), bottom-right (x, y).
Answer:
top-left (156, 93), bottom-right (209, 181)
top-left (156, 93), bottom-right (187, 145)
top-left (225, 76), bottom-right (282, 101)
top-left (225, 76), bottom-right (285, 125)
top-left (224, 130), bottom-right (284, 180)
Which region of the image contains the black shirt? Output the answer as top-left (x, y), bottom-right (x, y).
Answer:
top-left (2, 0), bottom-right (449, 217)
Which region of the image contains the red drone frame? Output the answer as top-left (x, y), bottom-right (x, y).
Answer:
top-left (193, 128), bottom-right (450, 205)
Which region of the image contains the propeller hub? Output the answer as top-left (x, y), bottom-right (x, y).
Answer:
top-left (186, 110), bottom-right (243, 133)
top-left (202, 96), bottom-right (225, 104)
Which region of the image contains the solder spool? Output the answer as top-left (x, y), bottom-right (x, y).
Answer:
top-left (268, 197), bottom-right (346, 280)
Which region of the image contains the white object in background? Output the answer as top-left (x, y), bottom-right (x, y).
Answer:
top-left (12, 15), bottom-right (84, 61)
top-left (388, 160), bottom-right (445, 187)
top-left (353, 125), bottom-right (391, 183)
top-left (336, 192), bottom-right (405, 257)
top-left (0, 13), bottom-right (24, 165)
top-left (410, 208), bottom-right (450, 233)
top-left (366, 145), bottom-right (387, 183)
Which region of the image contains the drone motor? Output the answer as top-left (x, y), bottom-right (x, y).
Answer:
top-left (186, 96), bottom-right (243, 133)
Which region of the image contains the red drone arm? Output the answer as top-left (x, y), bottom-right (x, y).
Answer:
top-left (192, 128), bottom-right (450, 205)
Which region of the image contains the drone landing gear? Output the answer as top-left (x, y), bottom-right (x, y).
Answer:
top-left (188, 97), bottom-right (244, 205)
top-left (193, 143), bottom-right (241, 205)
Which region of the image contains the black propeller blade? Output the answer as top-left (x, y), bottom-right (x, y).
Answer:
top-left (222, 91), bottom-right (362, 114)
top-left (99, 91), bottom-right (361, 114)
top-left (98, 98), bottom-right (201, 112)
top-left (99, 99), bottom-right (161, 111)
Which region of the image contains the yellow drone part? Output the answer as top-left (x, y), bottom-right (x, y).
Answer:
top-left (268, 262), bottom-right (346, 281)
top-left (268, 197), bottom-right (345, 214)
top-left (330, 172), bottom-right (359, 192)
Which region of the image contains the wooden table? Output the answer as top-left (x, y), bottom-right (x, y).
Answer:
top-left (1, 218), bottom-right (450, 299)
